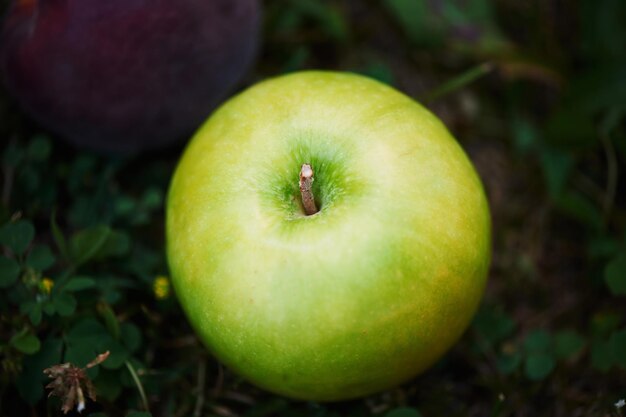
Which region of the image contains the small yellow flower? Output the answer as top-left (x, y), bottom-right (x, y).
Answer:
top-left (41, 277), bottom-right (54, 294)
top-left (153, 275), bottom-right (170, 300)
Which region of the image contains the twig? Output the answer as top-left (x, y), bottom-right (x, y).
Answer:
top-left (208, 404), bottom-right (237, 417)
top-left (299, 164), bottom-right (318, 215)
top-left (193, 358), bottom-right (207, 417)
top-left (125, 360), bottom-right (150, 412)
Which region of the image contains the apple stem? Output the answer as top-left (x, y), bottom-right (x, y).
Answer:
top-left (299, 164), bottom-right (318, 215)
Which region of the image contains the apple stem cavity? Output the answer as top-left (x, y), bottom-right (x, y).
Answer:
top-left (299, 164), bottom-right (318, 216)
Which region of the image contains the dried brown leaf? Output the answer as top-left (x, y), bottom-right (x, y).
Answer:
top-left (86, 350), bottom-right (110, 369)
top-left (43, 351), bottom-right (109, 414)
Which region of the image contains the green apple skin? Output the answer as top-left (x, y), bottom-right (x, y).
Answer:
top-left (166, 71), bottom-right (491, 401)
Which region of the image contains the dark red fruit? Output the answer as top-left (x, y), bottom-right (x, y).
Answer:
top-left (1, 0), bottom-right (260, 152)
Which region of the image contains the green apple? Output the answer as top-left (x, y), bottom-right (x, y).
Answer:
top-left (166, 71), bottom-right (491, 401)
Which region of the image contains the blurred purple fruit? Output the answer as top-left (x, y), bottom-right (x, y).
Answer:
top-left (1, 0), bottom-right (260, 152)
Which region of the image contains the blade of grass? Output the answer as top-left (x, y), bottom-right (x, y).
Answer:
top-left (192, 358), bottom-right (207, 417)
top-left (423, 62), bottom-right (494, 103)
top-left (125, 360), bottom-right (150, 412)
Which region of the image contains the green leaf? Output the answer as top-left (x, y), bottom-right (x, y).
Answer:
top-left (95, 230), bottom-right (131, 260)
top-left (66, 319), bottom-right (109, 366)
top-left (69, 225), bottom-right (112, 266)
top-left (121, 323), bottom-right (142, 353)
top-left (93, 369), bottom-right (123, 402)
top-left (554, 330), bottom-right (586, 360)
top-left (16, 338), bottom-right (63, 404)
top-left (42, 300), bottom-right (56, 316)
top-left (29, 303), bottom-right (43, 325)
top-left (10, 328), bottom-right (41, 354)
top-left (524, 353), bottom-right (555, 380)
top-left (64, 343), bottom-right (102, 376)
top-left (64, 276), bottom-right (96, 292)
top-left (66, 317), bottom-right (106, 343)
top-left (26, 245), bottom-right (56, 271)
top-left (99, 339), bottom-right (129, 370)
top-left (523, 329), bottom-right (552, 352)
top-left (0, 256), bottom-right (20, 288)
top-left (605, 252), bottom-right (626, 295)
top-left (385, 407), bottom-right (423, 417)
top-left (98, 302), bottom-right (121, 340)
top-left (66, 318), bottom-right (129, 370)
top-left (52, 292), bottom-right (77, 316)
top-left (0, 220), bottom-right (35, 254)
top-left (68, 226), bottom-right (131, 266)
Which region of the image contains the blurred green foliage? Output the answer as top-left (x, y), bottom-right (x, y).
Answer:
top-left (1, 0), bottom-right (625, 416)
